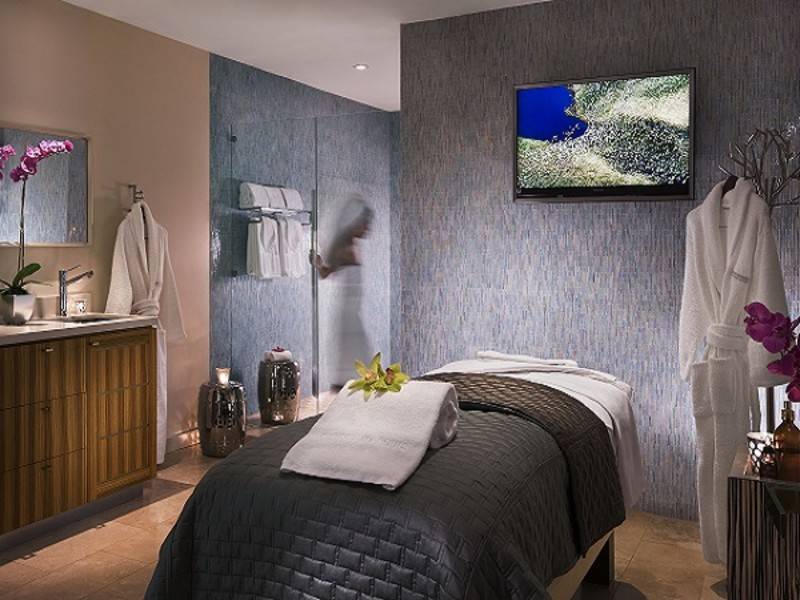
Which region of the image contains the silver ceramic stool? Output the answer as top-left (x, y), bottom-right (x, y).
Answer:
top-left (258, 358), bottom-right (300, 425)
top-left (198, 379), bottom-right (247, 457)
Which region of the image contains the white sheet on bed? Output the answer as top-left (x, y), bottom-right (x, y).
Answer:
top-left (427, 351), bottom-right (644, 509)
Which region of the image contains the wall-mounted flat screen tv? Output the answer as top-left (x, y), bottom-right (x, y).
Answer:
top-left (515, 70), bottom-right (694, 200)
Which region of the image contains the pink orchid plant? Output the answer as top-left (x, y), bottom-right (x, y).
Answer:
top-left (745, 302), bottom-right (800, 401)
top-left (0, 139), bottom-right (73, 272)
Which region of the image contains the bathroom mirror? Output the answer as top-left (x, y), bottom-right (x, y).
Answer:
top-left (0, 125), bottom-right (89, 246)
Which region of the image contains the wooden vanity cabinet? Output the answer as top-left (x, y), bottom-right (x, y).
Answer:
top-left (0, 326), bottom-right (156, 535)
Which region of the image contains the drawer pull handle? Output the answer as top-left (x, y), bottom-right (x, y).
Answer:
top-left (90, 341), bottom-right (101, 347)
top-left (40, 405), bottom-right (51, 412)
top-left (43, 347), bottom-right (54, 353)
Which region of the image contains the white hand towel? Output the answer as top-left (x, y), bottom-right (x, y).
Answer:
top-left (247, 220), bottom-right (281, 279)
top-left (278, 218), bottom-right (306, 278)
top-left (281, 380), bottom-right (459, 490)
top-left (281, 187), bottom-right (303, 210)
top-left (239, 182), bottom-right (269, 208)
top-left (477, 350), bottom-right (579, 367)
top-left (265, 348), bottom-right (293, 362)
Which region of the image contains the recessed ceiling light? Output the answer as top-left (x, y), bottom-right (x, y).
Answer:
top-left (353, 63), bottom-right (369, 71)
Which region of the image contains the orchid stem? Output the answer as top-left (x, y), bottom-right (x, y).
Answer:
top-left (18, 180), bottom-right (26, 272)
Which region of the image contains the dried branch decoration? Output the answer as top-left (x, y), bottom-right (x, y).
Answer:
top-left (720, 124), bottom-right (800, 211)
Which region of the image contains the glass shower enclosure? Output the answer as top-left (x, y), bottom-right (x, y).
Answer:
top-left (216, 111), bottom-right (397, 417)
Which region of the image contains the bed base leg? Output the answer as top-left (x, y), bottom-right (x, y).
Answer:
top-left (586, 533), bottom-right (615, 587)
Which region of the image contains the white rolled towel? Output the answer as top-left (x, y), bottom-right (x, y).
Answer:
top-left (239, 182), bottom-right (286, 209)
top-left (266, 348), bottom-right (293, 362)
top-left (239, 182), bottom-right (269, 208)
top-left (265, 186), bottom-right (286, 208)
top-left (281, 187), bottom-right (303, 210)
top-left (281, 380), bottom-right (458, 490)
top-left (477, 350), bottom-right (578, 367)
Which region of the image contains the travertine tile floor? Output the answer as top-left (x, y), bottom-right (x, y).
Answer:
top-left (0, 430), bottom-right (725, 599)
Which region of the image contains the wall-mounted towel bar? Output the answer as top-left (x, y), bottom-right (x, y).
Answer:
top-left (245, 206), bottom-right (312, 226)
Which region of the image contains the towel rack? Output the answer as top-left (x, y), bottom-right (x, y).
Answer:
top-left (246, 206), bottom-right (312, 227)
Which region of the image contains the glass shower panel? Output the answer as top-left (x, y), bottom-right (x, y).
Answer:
top-left (316, 112), bottom-right (395, 393)
top-left (229, 117), bottom-right (317, 404)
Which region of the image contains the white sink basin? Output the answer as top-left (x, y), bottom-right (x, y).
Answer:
top-left (48, 313), bottom-right (129, 323)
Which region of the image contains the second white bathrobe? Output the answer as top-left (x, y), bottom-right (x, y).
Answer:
top-left (679, 178), bottom-right (787, 563)
top-left (106, 201), bottom-right (186, 465)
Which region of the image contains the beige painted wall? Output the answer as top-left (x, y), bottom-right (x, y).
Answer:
top-left (0, 0), bottom-right (210, 446)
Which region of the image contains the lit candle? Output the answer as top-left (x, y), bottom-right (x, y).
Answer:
top-left (215, 367), bottom-right (231, 386)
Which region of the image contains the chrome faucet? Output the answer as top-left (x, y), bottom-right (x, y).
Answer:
top-left (58, 265), bottom-right (94, 317)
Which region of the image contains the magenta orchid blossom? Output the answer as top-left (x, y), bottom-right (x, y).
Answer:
top-left (0, 145), bottom-right (16, 181)
top-left (9, 139), bottom-right (73, 182)
top-left (745, 302), bottom-right (800, 401)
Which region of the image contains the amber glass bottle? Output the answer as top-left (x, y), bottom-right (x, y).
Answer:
top-left (774, 401), bottom-right (800, 482)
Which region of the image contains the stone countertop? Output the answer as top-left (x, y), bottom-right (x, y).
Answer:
top-left (0, 315), bottom-right (158, 347)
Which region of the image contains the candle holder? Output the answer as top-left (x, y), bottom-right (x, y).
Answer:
top-left (215, 367), bottom-right (231, 386)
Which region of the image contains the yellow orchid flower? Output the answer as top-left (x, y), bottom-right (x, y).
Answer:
top-left (348, 353), bottom-right (410, 396)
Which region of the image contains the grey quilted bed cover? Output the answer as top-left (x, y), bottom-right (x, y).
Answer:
top-left (146, 373), bottom-right (625, 600)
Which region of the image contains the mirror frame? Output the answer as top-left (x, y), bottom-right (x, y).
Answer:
top-left (0, 120), bottom-right (92, 248)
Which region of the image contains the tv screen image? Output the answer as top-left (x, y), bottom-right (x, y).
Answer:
top-left (515, 71), bottom-right (693, 199)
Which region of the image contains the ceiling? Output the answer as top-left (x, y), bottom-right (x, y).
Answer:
top-left (62, 0), bottom-right (545, 111)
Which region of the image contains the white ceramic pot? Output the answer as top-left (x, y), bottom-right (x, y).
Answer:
top-left (0, 293), bottom-right (36, 325)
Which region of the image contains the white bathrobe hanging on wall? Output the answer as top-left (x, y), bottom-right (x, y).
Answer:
top-left (679, 178), bottom-right (788, 564)
top-left (106, 201), bottom-right (186, 465)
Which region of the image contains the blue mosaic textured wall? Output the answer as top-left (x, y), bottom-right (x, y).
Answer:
top-left (210, 56), bottom-right (398, 409)
top-left (399, 0), bottom-right (800, 519)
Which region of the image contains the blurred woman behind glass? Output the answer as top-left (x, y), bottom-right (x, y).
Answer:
top-left (315, 194), bottom-right (374, 390)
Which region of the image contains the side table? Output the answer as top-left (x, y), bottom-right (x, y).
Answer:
top-left (728, 448), bottom-right (800, 599)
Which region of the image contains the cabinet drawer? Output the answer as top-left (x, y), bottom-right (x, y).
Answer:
top-left (0, 450), bottom-right (86, 535)
top-left (0, 344), bottom-right (38, 409)
top-left (87, 329), bottom-right (152, 394)
top-left (1, 395), bottom-right (85, 471)
top-left (94, 426), bottom-right (151, 496)
top-left (40, 337), bottom-right (85, 402)
top-left (0, 337), bottom-right (85, 409)
top-left (95, 386), bottom-right (149, 438)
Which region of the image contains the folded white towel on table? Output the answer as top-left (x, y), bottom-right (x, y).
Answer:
top-left (247, 220), bottom-right (281, 279)
top-left (265, 348), bottom-right (293, 362)
top-left (281, 380), bottom-right (458, 489)
top-left (476, 350), bottom-right (578, 367)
